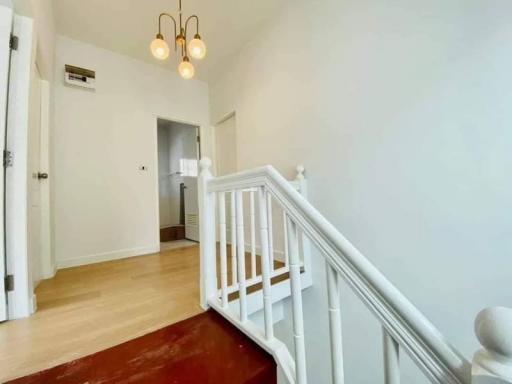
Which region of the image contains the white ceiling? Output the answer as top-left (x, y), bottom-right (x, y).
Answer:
top-left (53, 0), bottom-right (287, 83)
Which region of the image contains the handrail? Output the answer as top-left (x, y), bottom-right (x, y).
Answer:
top-left (199, 158), bottom-right (512, 384)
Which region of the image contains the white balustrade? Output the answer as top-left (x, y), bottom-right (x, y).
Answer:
top-left (200, 158), bottom-right (512, 384)
top-left (250, 190), bottom-right (257, 279)
top-left (258, 186), bottom-right (274, 340)
top-left (383, 328), bottom-right (400, 384)
top-left (266, 191), bottom-right (274, 271)
top-left (326, 264), bottom-right (345, 384)
top-left (198, 158), bottom-right (216, 309)
top-left (472, 307), bottom-right (512, 384)
top-left (218, 192), bottom-right (228, 308)
top-left (236, 190), bottom-right (248, 322)
top-left (230, 191), bottom-right (237, 285)
top-left (283, 211), bottom-right (289, 267)
top-left (287, 216), bottom-right (307, 384)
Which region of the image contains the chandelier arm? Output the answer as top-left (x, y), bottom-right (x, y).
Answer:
top-left (184, 15), bottom-right (200, 39)
top-left (178, 0), bottom-right (183, 31)
top-left (158, 13), bottom-right (178, 51)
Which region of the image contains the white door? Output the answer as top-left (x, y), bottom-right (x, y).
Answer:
top-left (184, 127), bottom-right (200, 241)
top-left (27, 65), bottom-right (43, 288)
top-left (0, 4), bottom-right (13, 321)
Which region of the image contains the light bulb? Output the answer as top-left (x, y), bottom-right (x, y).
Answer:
top-left (150, 35), bottom-right (170, 60)
top-left (188, 37), bottom-right (206, 60)
top-left (178, 58), bottom-right (195, 79)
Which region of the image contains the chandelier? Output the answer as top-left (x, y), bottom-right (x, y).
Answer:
top-left (150, 0), bottom-right (206, 79)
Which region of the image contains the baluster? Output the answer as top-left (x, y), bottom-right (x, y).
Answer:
top-left (218, 192), bottom-right (228, 308)
top-left (250, 190), bottom-right (257, 279)
top-left (230, 191), bottom-right (237, 285)
top-left (327, 264), bottom-right (345, 384)
top-left (283, 211), bottom-right (289, 267)
top-left (383, 328), bottom-right (400, 384)
top-left (266, 191), bottom-right (274, 271)
top-left (287, 217), bottom-right (307, 384)
top-left (236, 190), bottom-right (248, 322)
top-left (198, 158), bottom-right (216, 309)
top-left (257, 187), bottom-right (274, 339)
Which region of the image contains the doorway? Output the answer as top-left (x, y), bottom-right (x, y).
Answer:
top-left (157, 118), bottom-right (200, 251)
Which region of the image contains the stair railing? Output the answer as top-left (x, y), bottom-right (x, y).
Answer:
top-left (198, 158), bottom-right (512, 384)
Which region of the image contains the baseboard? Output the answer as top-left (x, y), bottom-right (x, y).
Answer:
top-left (30, 293), bottom-right (37, 314)
top-left (243, 244), bottom-right (285, 262)
top-left (56, 244), bottom-right (160, 269)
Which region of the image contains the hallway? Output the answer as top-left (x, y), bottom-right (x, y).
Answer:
top-left (0, 246), bottom-right (202, 382)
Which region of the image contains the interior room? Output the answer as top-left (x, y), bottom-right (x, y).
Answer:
top-left (0, 0), bottom-right (511, 383)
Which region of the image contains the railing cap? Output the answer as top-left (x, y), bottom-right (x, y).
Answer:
top-left (199, 157), bottom-right (212, 171)
top-left (475, 307), bottom-right (512, 358)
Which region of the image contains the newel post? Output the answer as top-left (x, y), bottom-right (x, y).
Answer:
top-left (472, 307), bottom-right (512, 383)
top-left (198, 157), bottom-right (217, 310)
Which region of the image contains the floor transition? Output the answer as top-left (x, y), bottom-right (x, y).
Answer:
top-left (6, 311), bottom-right (277, 384)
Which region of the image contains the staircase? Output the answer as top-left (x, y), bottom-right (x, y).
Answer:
top-left (8, 159), bottom-right (512, 384)
top-left (198, 158), bottom-right (512, 384)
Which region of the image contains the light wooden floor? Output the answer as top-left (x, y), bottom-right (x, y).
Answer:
top-left (0, 245), bottom-right (203, 382)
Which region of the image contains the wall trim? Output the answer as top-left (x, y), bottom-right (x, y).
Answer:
top-left (56, 244), bottom-right (160, 269)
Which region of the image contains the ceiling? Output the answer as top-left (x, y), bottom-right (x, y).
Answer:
top-left (53, 0), bottom-right (287, 83)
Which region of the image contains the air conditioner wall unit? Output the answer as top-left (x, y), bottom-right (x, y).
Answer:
top-left (64, 64), bottom-right (95, 89)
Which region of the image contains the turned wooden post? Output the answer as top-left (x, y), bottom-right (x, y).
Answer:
top-left (472, 307), bottom-right (512, 383)
top-left (198, 158), bottom-right (216, 309)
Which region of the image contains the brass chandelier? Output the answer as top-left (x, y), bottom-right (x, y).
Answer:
top-left (150, 0), bottom-right (206, 79)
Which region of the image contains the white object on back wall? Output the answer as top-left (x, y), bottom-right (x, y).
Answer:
top-left (64, 64), bottom-right (95, 89)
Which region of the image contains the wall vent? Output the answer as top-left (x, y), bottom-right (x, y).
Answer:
top-left (64, 65), bottom-right (96, 89)
top-left (186, 214), bottom-right (198, 227)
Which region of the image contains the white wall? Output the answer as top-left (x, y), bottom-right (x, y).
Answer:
top-left (53, 35), bottom-right (209, 268)
top-left (13, 0), bottom-right (55, 81)
top-left (210, 0), bottom-right (512, 382)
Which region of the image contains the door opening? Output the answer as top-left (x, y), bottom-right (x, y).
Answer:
top-left (157, 118), bottom-right (200, 251)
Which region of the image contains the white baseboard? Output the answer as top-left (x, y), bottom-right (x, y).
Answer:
top-left (56, 244), bottom-right (160, 269)
top-left (243, 243), bottom-right (285, 262)
top-left (30, 294), bottom-right (37, 314)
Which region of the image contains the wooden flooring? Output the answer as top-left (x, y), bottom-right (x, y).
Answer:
top-left (6, 311), bottom-right (276, 384)
top-left (0, 246), bottom-right (203, 382)
top-left (0, 245), bottom-right (288, 383)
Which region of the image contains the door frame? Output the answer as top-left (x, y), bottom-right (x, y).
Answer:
top-left (153, 114), bottom-right (208, 248)
top-left (5, 12), bottom-right (52, 320)
top-left (0, 2), bottom-right (14, 322)
top-left (5, 13), bottom-right (36, 319)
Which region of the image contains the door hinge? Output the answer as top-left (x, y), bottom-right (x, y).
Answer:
top-left (4, 275), bottom-right (14, 292)
top-left (196, 136), bottom-right (201, 143)
top-left (9, 34), bottom-right (19, 51)
top-left (3, 150), bottom-right (13, 167)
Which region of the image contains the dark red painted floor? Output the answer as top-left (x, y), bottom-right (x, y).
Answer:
top-left (7, 311), bottom-right (276, 384)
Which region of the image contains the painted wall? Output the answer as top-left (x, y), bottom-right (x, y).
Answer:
top-left (53, 35), bottom-right (209, 268)
top-left (13, 0), bottom-right (55, 81)
top-left (157, 120), bottom-right (198, 229)
top-left (209, 0), bottom-right (512, 382)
